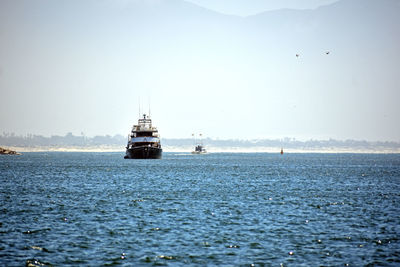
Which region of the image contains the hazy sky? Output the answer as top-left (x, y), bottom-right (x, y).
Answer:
top-left (0, 0), bottom-right (399, 141)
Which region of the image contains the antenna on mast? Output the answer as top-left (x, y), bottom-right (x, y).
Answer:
top-left (138, 98), bottom-right (141, 118)
top-left (148, 97), bottom-right (151, 118)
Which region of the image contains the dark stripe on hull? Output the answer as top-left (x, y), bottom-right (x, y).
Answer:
top-left (124, 146), bottom-right (162, 159)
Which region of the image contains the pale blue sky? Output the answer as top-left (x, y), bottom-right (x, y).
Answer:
top-left (0, 0), bottom-right (399, 141)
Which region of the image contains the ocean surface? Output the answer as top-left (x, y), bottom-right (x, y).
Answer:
top-left (1, 152), bottom-right (400, 266)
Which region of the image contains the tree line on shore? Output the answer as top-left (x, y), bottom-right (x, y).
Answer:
top-left (1, 133), bottom-right (399, 151)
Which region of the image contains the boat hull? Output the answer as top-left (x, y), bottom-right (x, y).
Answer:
top-left (191, 151), bottom-right (207, 154)
top-left (124, 146), bottom-right (162, 159)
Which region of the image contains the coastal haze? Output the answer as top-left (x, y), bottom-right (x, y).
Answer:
top-left (1, 0), bottom-right (400, 142)
top-left (1, 2), bottom-right (400, 265)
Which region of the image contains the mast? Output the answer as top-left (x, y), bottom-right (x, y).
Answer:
top-left (148, 97), bottom-right (151, 118)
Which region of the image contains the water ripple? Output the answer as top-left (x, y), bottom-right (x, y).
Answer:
top-left (0, 152), bottom-right (399, 265)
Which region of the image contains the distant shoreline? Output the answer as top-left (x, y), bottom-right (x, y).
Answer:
top-left (2, 134), bottom-right (399, 154)
top-left (4, 146), bottom-right (400, 154)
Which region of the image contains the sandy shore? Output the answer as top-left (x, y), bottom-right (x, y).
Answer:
top-left (5, 146), bottom-right (124, 153)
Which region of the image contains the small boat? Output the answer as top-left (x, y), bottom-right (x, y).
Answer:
top-left (280, 148), bottom-right (284, 155)
top-left (191, 133), bottom-right (207, 154)
top-left (192, 144), bottom-right (207, 154)
top-left (124, 114), bottom-right (162, 159)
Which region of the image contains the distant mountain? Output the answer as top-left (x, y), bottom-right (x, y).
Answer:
top-left (246, 0), bottom-right (400, 48)
top-left (2, 0), bottom-right (398, 48)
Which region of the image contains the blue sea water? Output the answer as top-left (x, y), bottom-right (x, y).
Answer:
top-left (1, 152), bottom-right (400, 266)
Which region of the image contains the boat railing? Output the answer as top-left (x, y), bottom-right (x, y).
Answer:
top-left (132, 125), bottom-right (158, 131)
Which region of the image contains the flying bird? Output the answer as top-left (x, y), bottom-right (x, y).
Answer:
top-left (326, 51), bottom-right (330, 55)
top-left (296, 54), bottom-right (299, 57)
